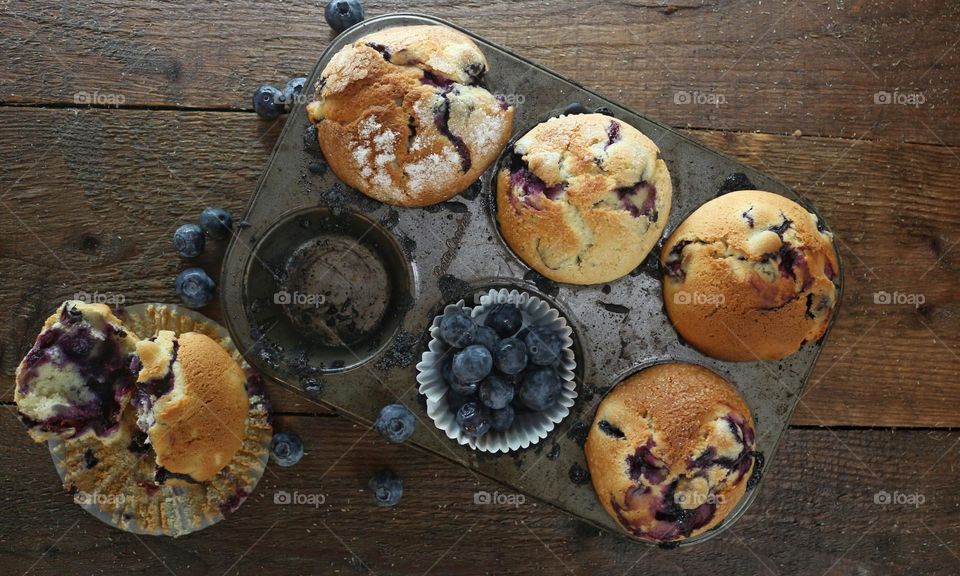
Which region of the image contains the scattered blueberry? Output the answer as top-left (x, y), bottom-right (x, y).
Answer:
top-left (493, 338), bottom-right (527, 375)
top-left (473, 326), bottom-right (499, 351)
top-left (270, 431), bottom-right (304, 467)
top-left (490, 405), bottom-right (515, 431)
top-left (175, 267), bottom-right (215, 308)
top-left (252, 85), bottom-right (285, 120)
top-left (484, 304), bottom-right (523, 337)
top-left (456, 401), bottom-right (491, 437)
top-left (452, 345), bottom-right (493, 383)
top-left (282, 77), bottom-right (307, 111)
top-left (439, 310), bottom-right (476, 348)
top-left (368, 469), bottom-right (403, 507)
top-left (479, 373), bottom-right (514, 410)
top-left (524, 326), bottom-right (563, 366)
top-left (199, 207), bottom-right (233, 240)
top-left (519, 367), bottom-right (561, 411)
top-left (324, 0), bottom-right (364, 34)
top-left (375, 404), bottom-right (415, 444)
top-left (173, 223), bottom-right (205, 258)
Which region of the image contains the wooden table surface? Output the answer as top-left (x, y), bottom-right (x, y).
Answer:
top-left (2, 1), bottom-right (958, 574)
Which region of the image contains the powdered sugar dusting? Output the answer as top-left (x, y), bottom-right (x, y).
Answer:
top-left (405, 146), bottom-right (459, 193)
top-left (349, 116), bottom-right (400, 194)
top-left (464, 112), bottom-right (506, 157)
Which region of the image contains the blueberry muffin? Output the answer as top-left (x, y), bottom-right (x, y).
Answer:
top-left (585, 363), bottom-right (759, 543)
top-left (661, 190), bottom-right (839, 361)
top-left (15, 302), bottom-right (272, 536)
top-left (496, 114), bottom-right (672, 284)
top-left (134, 331), bottom-right (249, 481)
top-left (15, 301), bottom-right (140, 442)
top-left (306, 25), bottom-right (514, 207)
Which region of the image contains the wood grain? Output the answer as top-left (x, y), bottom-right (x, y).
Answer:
top-left (1, 107), bottom-right (958, 427)
top-left (1, 1), bottom-right (958, 144)
top-left (1, 412), bottom-right (958, 575)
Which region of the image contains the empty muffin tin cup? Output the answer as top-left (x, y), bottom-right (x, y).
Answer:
top-left (417, 288), bottom-right (577, 453)
top-left (242, 207), bottom-right (414, 374)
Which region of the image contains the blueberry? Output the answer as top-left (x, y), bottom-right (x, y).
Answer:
top-left (446, 388), bottom-right (473, 411)
top-left (175, 267), bottom-right (216, 308)
top-left (456, 401), bottom-right (491, 437)
top-left (282, 77), bottom-right (307, 111)
top-left (484, 304), bottom-right (523, 337)
top-left (368, 469), bottom-right (402, 507)
top-left (442, 356), bottom-right (478, 395)
top-left (199, 207), bottom-right (233, 240)
top-left (270, 432), bottom-right (304, 467)
top-left (473, 326), bottom-right (499, 351)
top-left (519, 367), bottom-right (562, 411)
top-left (452, 345), bottom-right (493, 383)
top-left (524, 326), bottom-right (563, 366)
top-left (490, 405), bottom-right (515, 432)
top-left (173, 223), bottom-right (205, 258)
top-left (493, 338), bottom-right (527, 375)
top-left (439, 310), bottom-right (476, 348)
top-left (479, 373), bottom-right (514, 410)
top-left (375, 403), bottom-right (415, 444)
top-left (324, 0), bottom-right (364, 34)
top-left (252, 85), bottom-right (285, 120)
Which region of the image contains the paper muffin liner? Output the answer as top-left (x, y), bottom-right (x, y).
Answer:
top-left (417, 288), bottom-right (577, 453)
top-left (48, 303), bottom-right (272, 537)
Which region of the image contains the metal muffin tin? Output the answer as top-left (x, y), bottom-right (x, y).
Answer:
top-left (221, 12), bottom-right (843, 546)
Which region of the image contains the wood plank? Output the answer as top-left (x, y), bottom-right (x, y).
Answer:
top-left (1, 412), bottom-right (958, 575)
top-left (1, 108), bottom-right (958, 427)
top-left (1, 1), bottom-right (958, 144)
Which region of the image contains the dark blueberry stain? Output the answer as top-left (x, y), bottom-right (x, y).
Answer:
top-left (599, 302), bottom-right (630, 315)
top-left (742, 206), bottom-right (755, 228)
top-left (568, 421), bottom-right (590, 446)
top-left (546, 443), bottom-right (561, 460)
top-left (605, 120), bottom-right (622, 149)
top-left (601, 284), bottom-right (612, 295)
top-left (595, 106), bottom-right (615, 116)
top-left (717, 172), bottom-right (755, 195)
top-left (746, 451), bottom-right (765, 490)
top-left (569, 463), bottom-right (591, 485)
top-left (598, 420), bottom-right (626, 439)
top-left (768, 214), bottom-right (794, 237)
top-left (506, 150), bottom-right (566, 209)
top-left (626, 440), bottom-right (669, 485)
top-left (83, 448), bottom-right (99, 469)
top-left (614, 180), bottom-right (657, 218)
top-left (434, 91), bottom-right (471, 172)
top-left (365, 42), bottom-right (392, 60)
top-left (422, 70), bottom-right (455, 90)
top-left (463, 61), bottom-right (486, 85)
top-left (664, 240), bottom-right (692, 280)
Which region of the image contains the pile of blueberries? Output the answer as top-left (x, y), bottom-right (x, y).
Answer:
top-left (437, 303), bottom-right (566, 439)
top-left (171, 207), bottom-right (233, 308)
